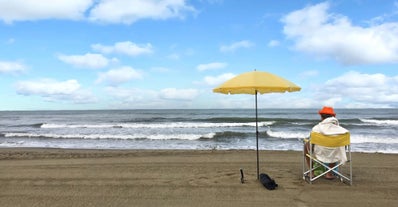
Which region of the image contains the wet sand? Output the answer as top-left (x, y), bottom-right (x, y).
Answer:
top-left (0, 148), bottom-right (397, 207)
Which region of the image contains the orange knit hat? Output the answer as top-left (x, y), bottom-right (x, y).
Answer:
top-left (318, 106), bottom-right (336, 116)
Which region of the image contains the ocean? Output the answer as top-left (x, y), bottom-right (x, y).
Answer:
top-left (0, 109), bottom-right (397, 153)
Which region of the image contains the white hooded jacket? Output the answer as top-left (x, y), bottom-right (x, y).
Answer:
top-left (312, 117), bottom-right (349, 164)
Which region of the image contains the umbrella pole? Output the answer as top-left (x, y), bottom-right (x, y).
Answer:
top-left (255, 91), bottom-right (259, 180)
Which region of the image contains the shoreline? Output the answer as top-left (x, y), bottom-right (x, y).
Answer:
top-left (1, 148), bottom-right (397, 206)
top-left (0, 147), bottom-right (396, 158)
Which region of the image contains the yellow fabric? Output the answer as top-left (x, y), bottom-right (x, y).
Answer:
top-left (310, 132), bottom-right (350, 147)
top-left (213, 71), bottom-right (301, 94)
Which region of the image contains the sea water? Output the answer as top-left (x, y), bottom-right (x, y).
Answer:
top-left (0, 109), bottom-right (397, 153)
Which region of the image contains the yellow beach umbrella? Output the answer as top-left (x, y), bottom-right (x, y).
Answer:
top-left (213, 70), bottom-right (301, 179)
top-left (213, 70), bottom-right (301, 94)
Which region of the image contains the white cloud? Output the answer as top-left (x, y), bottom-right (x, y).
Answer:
top-left (316, 71), bottom-right (398, 107)
top-left (96, 66), bottom-right (143, 86)
top-left (16, 79), bottom-right (80, 95)
top-left (197, 62), bottom-right (227, 71)
top-left (88, 0), bottom-right (196, 24)
top-left (105, 87), bottom-right (138, 99)
top-left (15, 79), bottom-right (96, 103)
top-left (0, 61), bottom-right (26, 74)
top-left (159, 88), bottom-right (199, 100)
top-left (0, 0), bottom-right (196, 25)
top-left (282, 2), bottom-right (398, 65)
top-left (58, 53), bottom-right (113, 69)
top-left (104, 86), bottom-right (198, 108)
top-left (299, 70), bottom-right (319, 78)
top-left (258, 93), bottom-right (314, 108)
top-left (220, 40), bottom-right (254, 52)
top-left (203, 73), bottom-right (236, 86)
top-left (268, 40), bottom-right (280, 47)
top-left (0, 0), bottom-right (93, 24)
top-left (105, 86), bottom-right (157, 103)
top-left (92, 41), bottom-right (153, 56)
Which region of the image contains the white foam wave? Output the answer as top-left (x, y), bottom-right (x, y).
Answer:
top-left (201, 132), bottom-right (216, 139)
top-left (0, 140), bottom-right (25, 147)
top-left (4, 132), bottom-right (215, 141)
top-left (360, 119), bottom-right (398, 126)
top-left (350, 134), bottom-right (398, 144)
top-left (41, 121), bottom-right (274, 129)
top-left (266, 130), bottom-right (309, 139)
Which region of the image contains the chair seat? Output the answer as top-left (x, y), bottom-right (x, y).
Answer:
top-left (303, 132), bottom-right (352, 185)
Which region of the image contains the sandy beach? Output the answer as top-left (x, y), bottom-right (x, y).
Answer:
top-left (0, 149), bottom-right (397, 207)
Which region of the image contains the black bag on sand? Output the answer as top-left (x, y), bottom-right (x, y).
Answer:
top-left (260, 173), bottom-right (278, 190)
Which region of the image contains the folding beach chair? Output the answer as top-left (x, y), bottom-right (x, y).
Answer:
top-left (303, 132), bottom-right (352, 185)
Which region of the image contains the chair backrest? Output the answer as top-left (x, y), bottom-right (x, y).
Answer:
top-left (310, 132), bottom-right (350, 147)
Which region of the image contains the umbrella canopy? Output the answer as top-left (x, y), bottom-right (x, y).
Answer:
top-left (213, 70), bottom-right (301, 180)
top-left (213, 70), bottom-right (301, 94)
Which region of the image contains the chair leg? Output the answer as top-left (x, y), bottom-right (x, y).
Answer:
top-left (303, 142), bottom-right (354, 185)
top-left (303, 140), bottom-right (312, 183)
top-left (348, 145), bottom-right (352, 185)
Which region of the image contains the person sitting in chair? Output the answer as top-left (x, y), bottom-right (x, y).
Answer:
top-left (305, 106), bottom-right (349, 179)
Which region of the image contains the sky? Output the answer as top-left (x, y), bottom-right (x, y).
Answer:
top-left (0, 0), bottom-right (398, 110)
